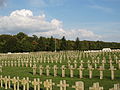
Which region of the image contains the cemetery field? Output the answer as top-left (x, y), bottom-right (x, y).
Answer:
top-left (0, 51), bottom-right (120, 90)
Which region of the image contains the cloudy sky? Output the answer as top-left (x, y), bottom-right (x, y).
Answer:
top-left (0, 0), bottom-right (120, 42)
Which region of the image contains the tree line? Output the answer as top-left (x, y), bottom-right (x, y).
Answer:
top-left (0, 32), bottom-right (120, 53)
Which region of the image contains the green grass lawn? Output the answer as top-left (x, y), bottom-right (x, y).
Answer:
top-left (0, 66), bottom-right (120, 90)
top-left (0, 51), bottom-right (120, 90)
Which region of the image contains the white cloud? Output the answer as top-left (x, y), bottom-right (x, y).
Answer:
top-left (78, 29), bottom-right (102, 40)
top-left (32, 29), bottom-right (101, 40)
top-left (0, 9), bottom-right (102, 41)
top-left (10, 9), bottom-right (33, 17)
top-left (0, 9), bottom-right (59, 33)
top-left (51, 19), bottom-right (62, 28)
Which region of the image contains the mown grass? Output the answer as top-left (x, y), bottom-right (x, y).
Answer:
top-left (0, 51), bottom-right (120, 90)
top-left (0, 66), bottom-right (120, 90)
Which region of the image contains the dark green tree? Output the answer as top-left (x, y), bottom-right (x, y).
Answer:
top-left (20, 37), bottom-right (34, 52)
top-left (1, 35), bottom-right (18, 52)
top-left (0, 32), bottom-right (120, 52)
top-left (74, 37), bottom-right (81, 50)
top-left (49, 36), bottom-right (55, 51)
top-left (36, 36), bottom-right (46, 51)
top-left (80, 41), bottom-right (89, 50)
top-left (60, 36), bottom-right (67, 50)
top-left (32, 35), bottom-right (38, 41)
top-left (66, 40), bottom-right (74, 50)
top-left (15, 32), bottom-right (28, 41)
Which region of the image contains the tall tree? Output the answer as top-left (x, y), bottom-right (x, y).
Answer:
top-left (36, 36), bottom-right (46, 51)
top-left (30, 35), bottom-right (38, 51)
top-left (32, 35), bottom-right (38, 41)
top-left (20, 37), bottom-right (34, 52)
top-left (60, 36), bottom-right (67, 50)
top-left (15, 32), bottom-right (28, 41)
top-left (49, 36), bottom-right (55, 51)
top-left (0, 32), bottom-right (120, 52)
top-left (1, 35), bottom-right (18, 52)
top-left (74, 37), bottom-right (81, 50)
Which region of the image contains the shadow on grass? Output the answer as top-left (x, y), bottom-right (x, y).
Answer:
top-left (29, 72), bottom-right (33, 74)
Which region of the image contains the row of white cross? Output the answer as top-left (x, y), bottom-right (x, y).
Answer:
top-left (0, 75), bottom-right (120, 90)
top-left (32, 64), bottom-right (117, 80)
top-left (1, 59), bottom-right (120, 69)
top-left (0, 64), bottom-right (117, 80)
